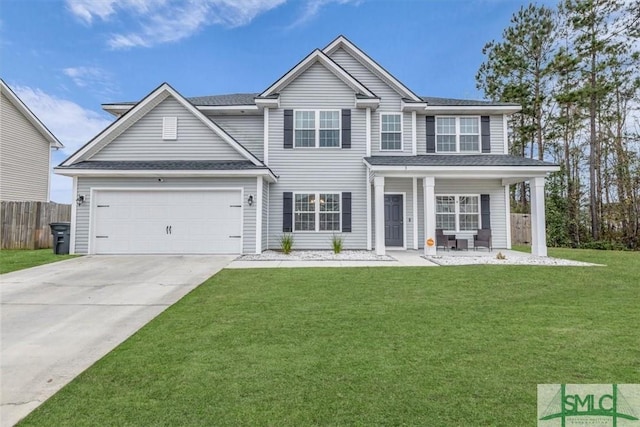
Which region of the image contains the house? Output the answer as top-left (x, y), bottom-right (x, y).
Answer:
top-left (1, 79), bottom-right (63, 201)
top-left (55, 36), bottom-right (559, 257)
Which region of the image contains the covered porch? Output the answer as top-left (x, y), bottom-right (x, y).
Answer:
top-left (363, 155), bottom-right (560, 257)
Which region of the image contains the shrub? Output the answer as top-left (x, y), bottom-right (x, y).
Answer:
top-left (331, 234), bottom-right (344, 254)
top-left (280, 234), bottom-right (294, 254)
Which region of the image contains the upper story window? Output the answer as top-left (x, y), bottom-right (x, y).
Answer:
top-left (436, 117), bottom-right (480, 153)
top-left (380, 113), bottom-right (402, 151)
top-left (436, 195), bottom-right (479, 232)
top-left (294, 110), bottom-right (340, 148)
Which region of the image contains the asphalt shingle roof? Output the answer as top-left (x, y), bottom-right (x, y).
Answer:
top-left (60, 160), bottom-right (267, 170)
top-left (365, 155), bottom-right (557, 167)
top-left (106, 93), bottom-right (518, 108)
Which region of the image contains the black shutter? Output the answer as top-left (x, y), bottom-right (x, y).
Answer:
top-left (481, 116), bottom-right (490, 153)
top-left (284, 110), bottom-right (293, 149)
top-left (342, 192), bottom-right (352, 232)
top-left (283, 192), bottom-right (293, 232)
top-left (426, 116), bottom-right (435, 153)
top-left (341, 109), bottom-right (351, 148)
top-left (480, 194), bottom-right (491, 229)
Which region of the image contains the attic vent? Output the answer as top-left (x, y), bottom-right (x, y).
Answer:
top-left (162, 117), bottom-right (177, 140)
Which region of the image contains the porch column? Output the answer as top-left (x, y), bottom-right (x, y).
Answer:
top-left (423, 176), bottom-right (436, 256)
top-left (530, 176), bottom-right (548, 257)
top-left (374, 176), bottom-right (385, 255)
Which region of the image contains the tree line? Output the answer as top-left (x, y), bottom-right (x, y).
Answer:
top-left (476, 0), bottom-right (640, 250)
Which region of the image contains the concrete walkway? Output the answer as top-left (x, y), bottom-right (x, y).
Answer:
top-left (226, 250), bottom-right (438, 268)
top-left (1, 255), bottom-right (233, 427)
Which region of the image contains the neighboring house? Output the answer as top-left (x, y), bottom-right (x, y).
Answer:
top-left (1, 79), bottom-right (63, 201)
top-left (55, 36), bottom-right (558, 257)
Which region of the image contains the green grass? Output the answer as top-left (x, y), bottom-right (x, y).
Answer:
top-left (0, 249), bottom-right (77, 274)
top-left (20, 249), bottom-right (640, 426)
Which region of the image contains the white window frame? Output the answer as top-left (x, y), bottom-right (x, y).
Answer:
top-left (293, 191), bottom-right (342, 232)
top-left (435, 116), bottom-right (481, 153)
top-left (436, 194), bottom-right (481, 232)
top-left (294, 110), bottom-right (341, 148)
top-left (379, 112), bottom-right (403, 151)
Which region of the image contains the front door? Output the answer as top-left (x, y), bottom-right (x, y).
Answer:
top-left (384, 194), bottom-right (403, 247)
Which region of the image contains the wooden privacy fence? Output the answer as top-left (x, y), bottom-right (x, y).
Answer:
top-left (1, 201), bottom-right (72, 249)
top-left (511, 213), bottom-right (532, 246)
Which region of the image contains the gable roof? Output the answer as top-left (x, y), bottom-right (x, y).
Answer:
top-left (0, 79), bottom-right (63, 149)
top-left (323, 35), bottom-right (422, 103)
top-left (258, 48), bottom-right (376, 98)
top-left (61, 83), bottom-right (264, 167)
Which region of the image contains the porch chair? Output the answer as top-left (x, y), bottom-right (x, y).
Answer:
top-left (436, 229), bottom-right (456, 251)
top-left (474, 229), bottom-right (492, 251)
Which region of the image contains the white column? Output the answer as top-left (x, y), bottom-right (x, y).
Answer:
top-left (423, 176), bottom-right (436, 256)
top-left (412, 177), bottom-right (418, 250)
top-left (366, 169), bottom-right (372, 251)
top-left (263, 108), bottom-right (269, 164)
top-left (255, 176), bottom-right (263, 254)
top-left (530, 176), bottom-right (548, 257)
top-left (365, 107), bottom-right (372, 157)
top-left (504, 185), bottom-right (512, 249)
top-left (374, 176), bottom-right (385, 255)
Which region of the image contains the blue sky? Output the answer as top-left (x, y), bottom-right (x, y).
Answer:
top-left (1, 0), bottom-right (555, 202)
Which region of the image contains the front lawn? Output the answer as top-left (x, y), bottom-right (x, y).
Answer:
top-left (20, 249), bottom-right (639, 426)
top-left (0, 249), bottom-right (77, 274)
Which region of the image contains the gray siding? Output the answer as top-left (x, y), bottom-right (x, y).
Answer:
top-left (435, 179), bottom-right (507, 248)
top-left (0, 93), bottom-right (51, 201)
top-left (329, 48), bottom-right (414, 156)
top-left (91, 97), bottom-right (246, 161)
top-left (74, 177), bottom-right (257, 254)
top-left (268, 61), bottom-right (367, 249)
top-left (490, 115), bottom-right (505, 154)
top-left (210, 114), bottom-right (264, 161)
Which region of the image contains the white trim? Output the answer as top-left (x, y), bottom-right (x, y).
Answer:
top-left (293, 109), bottom-right (341, 149)
top-left (263, 107), bottom-right (269, 165)
top-left (254, 98), bottom-right (279, 109)
top-left (412, 177), bottom-right (418, 250)
top-left (260, 49), bottom-right (375, 98)
top-left (383, 192), bottom-right (407, 250)
top-left (355, 97), bottom-right (380, 109)
top-left (503, 114), bottom-right (509, 154)
top-left (88, 187), bottom-right (244, 255)
top-left (255, 176), bottom-right (263, 254)
top-left (402, 100), bottom-right (428, 112)
top-left (292, 191), bottom-right (342, 233)
top-left (423, 176), bottom-right (436, 256)
top-left (366, 169), bottom-right (372, 250)
top-left (530, 177), bottom-right (547, 256)
top-left (365, 107), bottom-right (371, 157)
top-left (411, 111), bottom-right (417, 156)
top-left (504, 185), bottom-right (512, 249)
top-left (69, 176), bottom-right (78, 254)
top-left (62, 83), bottom-right (264, 167)
top-left (362, 160), bottom-right (560, 177)
top-left (379, 112), bottom-right (403, 152)
top-left (47, 144), bottom-right (52, 202)
top-left (54, 168), bottom-right (278, 182)
top-left (425, 105), bottom-right (521, 114)
top-left (266, 182), bottom-right (270, 251)
top-left (322, 36), bottom-right (422, 102)
top-left (0, 79), bottom-right (63, 148)
top-left (435, 116), bottom-right (481, 154)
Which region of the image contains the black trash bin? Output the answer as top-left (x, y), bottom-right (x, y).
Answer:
top-left (50, 222), bottom-right (71, 255)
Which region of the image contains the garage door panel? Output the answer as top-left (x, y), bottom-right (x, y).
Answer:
top-left (93, 190), bottom-right (243, 254)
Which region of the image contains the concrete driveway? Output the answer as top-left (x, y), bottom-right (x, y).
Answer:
top-left (1, 255), bottom-right (233, 426)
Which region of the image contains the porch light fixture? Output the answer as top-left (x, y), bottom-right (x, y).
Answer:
top-left (248, 195), bottom-right (254, 206)
top-left (76, 195), bottom-right (85, 206)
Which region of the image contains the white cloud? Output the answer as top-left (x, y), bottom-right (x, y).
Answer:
top-left (13, 85), bottom-right (113, 155)
top-left (65, 0), bottom-right (359, 49)
top-left (63, 66), bottom-right (117, 97)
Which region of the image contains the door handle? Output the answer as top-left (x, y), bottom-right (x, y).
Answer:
top-left (166, 225), bottom-right (169, 234)
top-left (169, 225), bottom-right (172, 234)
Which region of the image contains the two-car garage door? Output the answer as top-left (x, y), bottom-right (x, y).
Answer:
top-left (92, 189), bottom-right (242, 254)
